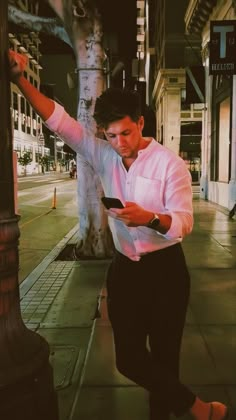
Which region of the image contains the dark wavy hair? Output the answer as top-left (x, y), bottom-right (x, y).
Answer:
top-left (93, 88), bottom-right (142, 129)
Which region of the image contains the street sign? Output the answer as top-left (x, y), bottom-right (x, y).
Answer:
top-left (209, 20), bottom-right (236, 75)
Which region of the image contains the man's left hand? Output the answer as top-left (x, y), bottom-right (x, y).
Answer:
top-left (106, 201), bottom-right (153, 227)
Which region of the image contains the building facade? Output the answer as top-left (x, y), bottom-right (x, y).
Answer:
top-left (144, 0), bottom-right (203, 183)
top-left (9, 28), bottom-right (49, 176)
top-left (185, 0), bottom-right (236, 210)
top-left (8, 0), bottom-right (75, 175)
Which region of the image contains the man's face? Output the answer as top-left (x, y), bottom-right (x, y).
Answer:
top-left (104, 116), bottom-right (144, 159)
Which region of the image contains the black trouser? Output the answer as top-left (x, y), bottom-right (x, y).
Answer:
top-left (106, 243), bottom-right (196, 420)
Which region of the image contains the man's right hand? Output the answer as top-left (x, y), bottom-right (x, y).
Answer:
top-left (7, 49), bottom-right (55, 121)
top-left (8, 50), bottom-right (27, 82)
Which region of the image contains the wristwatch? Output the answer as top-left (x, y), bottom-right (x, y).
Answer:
top-left (147, 213), bottom-right (160, 230)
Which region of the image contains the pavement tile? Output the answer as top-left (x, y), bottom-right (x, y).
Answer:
top-left (72, 386), bottom-right (149, 420)
top-left (200, 326), bottom-right (236, 384)
top-left (43, 261), bottom-right (108, 328)
top-left (38, 327), bottom-right (94, 420)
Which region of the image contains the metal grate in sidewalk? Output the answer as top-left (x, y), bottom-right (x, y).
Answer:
top-left (20, 261), bottom-right (75, 325)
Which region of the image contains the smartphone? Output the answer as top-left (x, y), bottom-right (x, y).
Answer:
top-left (101, 196), bottom-right (124, 209)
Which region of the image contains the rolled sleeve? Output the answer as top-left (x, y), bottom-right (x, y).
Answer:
top-left (163, 211), bottom-right (193, 240)
top-left (44, 101), bottom-right (85, 152)
top-left (44, 100), bottom-right (112, 172)
top-left (162, 160), bottom-right (193, 240)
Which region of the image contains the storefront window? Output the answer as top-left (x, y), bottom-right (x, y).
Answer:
top-left (26, 102), bottom-right (31, 134)
top-left (32, 110), bottom-right (37, 136)
top-left (217, 97), bottom-right (230, 182)
top-left (13, 92), bottom-right (19, 130)
top-left (180, 121), bottom-right (202, 183)
top-left (21, 96), bottom-right (26, 132)
top-left (211, 75), bottom-right (231, 182)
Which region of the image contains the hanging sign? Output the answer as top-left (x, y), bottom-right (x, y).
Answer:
top-left (210, 20), bottom-right (236, 75)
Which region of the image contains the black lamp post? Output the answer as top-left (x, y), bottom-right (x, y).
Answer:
top-left (0, 2), bottom-right (58, 419)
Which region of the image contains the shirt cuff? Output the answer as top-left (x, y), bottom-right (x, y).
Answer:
top-left (162, 211), bottom-right (191, 240)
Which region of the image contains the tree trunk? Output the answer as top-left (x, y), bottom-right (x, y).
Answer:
top-left (73, 17), bottom-right (114, 258)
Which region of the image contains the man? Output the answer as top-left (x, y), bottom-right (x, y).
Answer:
top-left (9, 51), bottom-right (228, 420)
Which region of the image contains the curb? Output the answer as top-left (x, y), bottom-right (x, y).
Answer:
top-left (20, 223), bottom-right (79, 298)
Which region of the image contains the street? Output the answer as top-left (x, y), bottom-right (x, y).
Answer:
top-left (17, 172), bottom-right (78, 283)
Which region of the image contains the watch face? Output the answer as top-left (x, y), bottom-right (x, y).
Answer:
top-left (149, 215), bottom-right (160, 229)
top-left (151, 217), bottom-right (160, 229)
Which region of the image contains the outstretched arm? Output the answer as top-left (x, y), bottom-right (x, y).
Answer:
top-left (8, 50), bottom-right (102, 166)
top-left (9, 50), bottom-right (55, 121)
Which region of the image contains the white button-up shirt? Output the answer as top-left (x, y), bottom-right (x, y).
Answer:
top-left (46, 102), bottom-right (193, 261)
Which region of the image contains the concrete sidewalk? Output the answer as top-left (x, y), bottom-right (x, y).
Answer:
top-left (19, 196), bottom-right (236, 420)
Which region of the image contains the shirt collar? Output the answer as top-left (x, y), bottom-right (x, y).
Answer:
top-left (137, 137), bottom-right (156, 156)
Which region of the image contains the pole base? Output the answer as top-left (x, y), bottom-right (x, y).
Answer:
top-left (0, 362), bottom-right (59, 420)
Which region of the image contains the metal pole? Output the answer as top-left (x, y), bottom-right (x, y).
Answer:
top-left (0, 2), bottom-right (58, 419)
top-left (54, 135), bottom-right (57, 166)
top-left (52, 187), bottom-right (57, 209)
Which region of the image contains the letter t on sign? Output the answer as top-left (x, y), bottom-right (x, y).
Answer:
top-left (213, 25), bottom-right (234, 58)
